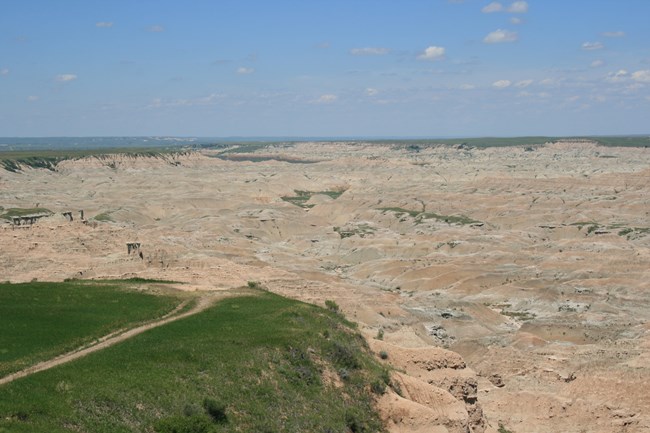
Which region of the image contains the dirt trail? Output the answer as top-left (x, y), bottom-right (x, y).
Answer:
top-left (0, 295), bottom-right (217, 387)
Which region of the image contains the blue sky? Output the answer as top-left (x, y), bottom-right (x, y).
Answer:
top-left (1, 0), bottom-right (649, 137)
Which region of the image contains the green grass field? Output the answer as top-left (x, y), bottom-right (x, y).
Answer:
top-left (0, 280), bottom-right (181, 378)
top-left (0, 290), bottom-right (388, 433)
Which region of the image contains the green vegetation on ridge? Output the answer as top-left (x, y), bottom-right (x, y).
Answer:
top-left (281, 189), bottom-right (346, 208)
top-left (378, 207), bottom-right (481, 226)
top-left (0, 148), bottom-right (188, 172)
top-left (0, 208), bottom-right (53, 220)
top-left (0, 290), bottom-right (388, 433)
top-left (0, 280), bottom-right (181, 378)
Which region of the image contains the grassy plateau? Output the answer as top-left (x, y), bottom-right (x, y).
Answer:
top-left (0, 286), bottom-right (388, 433)
top-left (0, 280), bottom-right (181, 378)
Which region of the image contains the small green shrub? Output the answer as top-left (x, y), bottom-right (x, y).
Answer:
top-left (325, 300), bottom-right (340, 313)
top-left (183, 403), bottom-right (201, 417)
top-left (345, 409), bottom-right (373, 433)
top-left (376, 328), bottom-right (384, 340)
top-left (203, 398), bottom-right (227, 423)
top-left (370, 379), bottom-right (386, 395)
top-left (618, 228), bottom-right (634, 236)
top-left (247, 281), bottom-right (261, 289)
top-left (498, 424), bottom-right (514, 433)
top-left (329, 340), bottom-right (361, 369)
top-left (379, 350), bottom-right (388, 360)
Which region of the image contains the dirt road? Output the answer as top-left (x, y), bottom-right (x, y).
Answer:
top-left (0, 295), bottom-right (216, 386)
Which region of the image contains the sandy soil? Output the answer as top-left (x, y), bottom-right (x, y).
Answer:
top-left (1, 141), bottom-right (649, 432)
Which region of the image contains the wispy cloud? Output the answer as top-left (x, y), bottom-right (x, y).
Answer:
top-left (460, 83), bottom-right (476, 90)
top-left (591, 59), bottom-right (605, 68)
top-left (482, 2), bottom-right (503, 13)
top-left (55, 74), bottom-right (77, 82)
top-left (315, 94), bottom-right (338, 104)
top-left (632, 70), bottom-right (650, 83)
top-left (350, 47), bottom-right (390, 56)
top-left (484, 29), bottom-right (518, 43)
top-left (95, 22), bottom-right (113, 28)
top-left (236, 67), bottom-right (254, 74)
top-left (605, 69), bottom-right (628, 82)
top-left (483, 1), bottom-right (527, 14)
top-left (417, 46), bottom-right (446, 61)
top-left (602, 31), bottom-right (625, 38)
top-left (517, 91), bottom-right (550, 99)
top-left (148, 25), bottom-right (165, 33)
top-left (507, 1), bottom-right (528, 13)
top-left (493, 79), bottom-right (512, 88)
top-left (0, 68), bottom-right (9, 76)
top-left (147, 93), bottom-right (223, 109)
top-left (515, 79), bottom-right (533, 87)
top-left (582, 41), bottom-right (604, 50)
top-left (510, 17), bottom-right (523, 24)
top-left (366, 88), bottom-right (379, 96)
top-left (27, 95), bottom-right (39, 102)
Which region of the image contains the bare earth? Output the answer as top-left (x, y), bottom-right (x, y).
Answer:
top-left (1, 141), bottom-right (649, 433)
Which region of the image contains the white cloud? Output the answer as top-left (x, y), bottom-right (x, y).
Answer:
top-left (95, 22), bottom-right (113, 28)
top-left (484, 29), bottom-right (518, 43)
top-left (510, 17), bottom-right (523, 24)
top-left (418, 46), bottom-right (446, 61)
top-left (236, 67), bottom-right (254, 74)
top-left (591, 59), bottom-right (605, 68)
top-left (482, 2), bottom-right (503, 13)
top-left (460, 83), bottom-right (476, 90)
top-left (507, 1), bottom-right (528, 13)
top-left (147, 93), bottom-right (223, 109)
top-left (582, 41), bottom-right (604, 50)
top-left (493, 79), bottom-right (512, 88)
top-left (602, 31), bottom-right (625, 38)
top-left (631, 70), bottom-right (650, 83)
top-left (515, 79), bottom-right (533, 88)
top-left (55, 74), bottom-right (77, 82)
top-left (350, 47), bottom-right (390, 56)
top-left (0, 68), bottom-right (8, 76)
top-left (518, 91), bottom-right (550, 99)
top-left (605, 69), bottom-right (628, 82)
top-left (148, 25), bottom-right (165, 32)
top-left (27, 95), bottom-right (39, 102)
top-left (366, 88), bottom-right (379, 96)
top-left (316, 94), bottom-right (338, 104)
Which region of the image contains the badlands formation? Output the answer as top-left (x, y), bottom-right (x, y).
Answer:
top-left (1, 141), bottom-right (649, 432)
